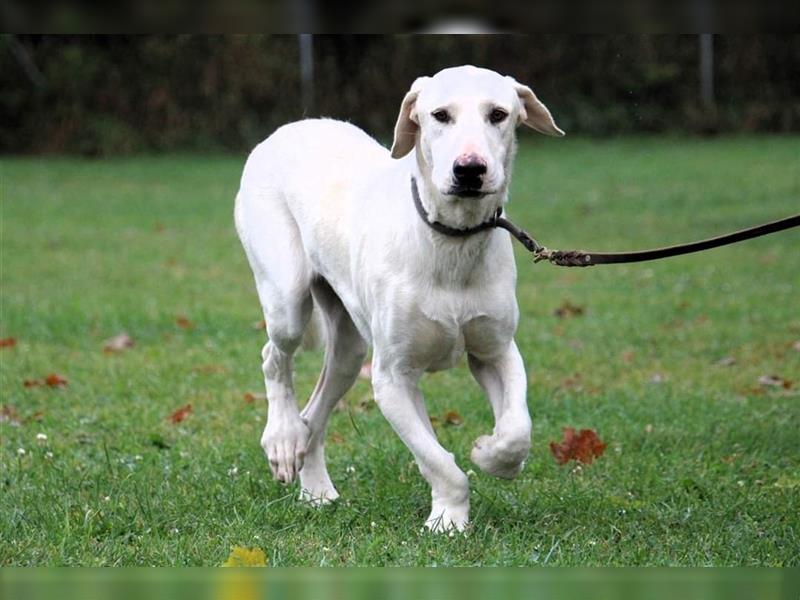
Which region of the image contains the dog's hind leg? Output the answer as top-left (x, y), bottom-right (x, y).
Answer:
top-left (236, 190), bottom-right (313, 485)
top-left (467, 341), bottom-right (532, 479)
top-left (298, 277), bottom-right (367, 505)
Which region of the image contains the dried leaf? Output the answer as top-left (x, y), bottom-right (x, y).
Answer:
top-left (1, 405), bottom-right (21, 426)
top-left (329, 432), bottom-right (344, 444)
top-left (221, 546), bottom-right (267, 567)
top-left (554, 300), bottom-right (585, 319)
top-left (44, 373), bottom-right (68, 387)
top-left (550, 427), bottom-right (607, 465)
top-left (243, 392), bottom-right (265, 403)
top-left (103, 333), bottom-right (135, 353)
top-left (26, 410), bottom-right (45, 423)
top-left (359, 360), bottom-right (372, 380)
top-left (429, 415), bottom-right (441, 427)
top-left (0, 337), bottom-right (16, 348)
top-left (23, 379), bottom-right (42, 388)
top-left (620, 350), bottom-right (635, 364)
top-left (758, 374), bottom-right (792, 389)
top-left (252, 319), bottom-right (267, 330)
top-left (442, 410), bottom-right (463, 426)
top-left (175, 316), bottom-right (194, 329)
top-left (169, 403), bottom-right (192, 424)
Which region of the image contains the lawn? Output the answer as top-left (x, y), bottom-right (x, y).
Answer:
top-left (1, 135), bottom-right (798, 566)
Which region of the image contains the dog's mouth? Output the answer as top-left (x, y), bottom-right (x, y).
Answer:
top-left (446, 186), bottom-right (496, 199)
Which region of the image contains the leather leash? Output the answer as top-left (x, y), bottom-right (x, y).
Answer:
top-left (411, 177), bottom-right (800, 267)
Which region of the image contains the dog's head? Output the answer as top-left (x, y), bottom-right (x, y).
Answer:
top-left (391, 65), bottom-right (563, 208)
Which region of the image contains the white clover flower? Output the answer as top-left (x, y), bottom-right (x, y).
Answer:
top-left (36, 433), bottom-right (48, 444)
top-left (17, 448), bottom-right (26, 456)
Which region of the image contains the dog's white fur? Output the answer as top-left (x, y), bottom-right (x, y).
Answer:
top-left (234, 65), bottom-right (563, 532)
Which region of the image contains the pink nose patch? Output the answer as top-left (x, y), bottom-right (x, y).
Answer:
top-left (455, 152), bottom-right (487, 168)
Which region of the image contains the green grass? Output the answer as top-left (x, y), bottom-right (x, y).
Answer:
top-left (1, 136), bottom-right (799, 566)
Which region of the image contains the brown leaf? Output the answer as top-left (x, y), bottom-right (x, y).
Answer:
top-left (554, 300), bottom-right (585, 319)
top-left (758, 374), bottom-right (792, 390)
top-left (44, 373), bottom-right (68, 387)
top-left (169, 403), bottom-right (192, 424)
top-left (620, 350), bottom-right (635, 364)
top-left (0, 337), bottom-right (16, 348)
top-left (358, 360), bottom-right (372, 380)
top-left (429, 416), bottom-right (441, 427)
top-left (243, 392), bottom-right (265, 404)
top-left (175, 316), bottom-right (194, 329)
top-left (26, 410), bottom-right (45, 423)
top-left (442, 410), bottom-right (463, 426)
top-left (23, 379), bottom-right (42, 388)
top-left (103, 333), bottom-right (135, 353)
top-left (1, 405), bottom-right (21, 426)
top-left (252, 319), bottom-right (267, 331)
top-left (329, 432), bottom-right (344, 444)
top-left (550, 427), bottom-right (607, 465)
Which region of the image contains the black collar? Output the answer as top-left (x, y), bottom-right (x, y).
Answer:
top-left (410, 176), bottom-right (502, 238)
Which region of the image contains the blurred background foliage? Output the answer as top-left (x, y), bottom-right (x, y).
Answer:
top-left (1, 34), bottom-right (798, 156)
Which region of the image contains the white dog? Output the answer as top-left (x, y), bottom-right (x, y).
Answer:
top-left (234, 65), bottom-right (564, 532)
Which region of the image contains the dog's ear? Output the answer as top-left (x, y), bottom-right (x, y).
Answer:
top-left (509, 78), bottom-right (565, 137)
top-left (391, 76), bottom-right (430, 159)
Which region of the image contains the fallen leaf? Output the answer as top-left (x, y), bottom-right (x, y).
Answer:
top-left (243, 392), bottom-right (265, 403)
top-left (758, 374), bottom-right (792, 390)
top-left (620, 350), bottom-right (635, 364)
top-left (45, 373), bottom-right (68, 387)
top-left (329, 432), bottom-right (344, 444)
top-left (252, 319), bottom-right (267, 330)
top-left (443, 410), bottom-right (463, 426)
top-left (221, 546), bottom-right (267, 567)
top-left (554, 300), bottom-right (585, 319)
top-left (359, 360), bottom-right (372, 380)
top-left (716, 356), bottom-right (736, 367)
top-left (103, 333), bottom-right (135, 353)
top-left (1, 405), bottom-right (21, 426)
top-left (26, 410), bottom-right (45, 423)
top-left (175, 316), bottom-right (194, 329)
top-left (550, 427), bottom-right (607, 465)
top-left (23, 379), bottom-right (42, 388)
top-left (0, 337), bottom-right (16, 348)
top-left (169, 403), bottom-right (192, 424)
top-left (429, 415), bottom-right (441, 427)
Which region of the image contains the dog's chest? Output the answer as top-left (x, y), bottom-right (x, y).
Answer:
top-left (395, 290), bottom-right (516, 372)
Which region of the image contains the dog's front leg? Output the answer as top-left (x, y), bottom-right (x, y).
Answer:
top-left (468, 340), bottom-right (532, 479)
top-left (372, 366), bottom-right (470, 533)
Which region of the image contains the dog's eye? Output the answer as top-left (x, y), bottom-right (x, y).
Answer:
top-left (432, 109), bottom-right (451, 124)
top-left (489, 108), bottom-right (508, 124)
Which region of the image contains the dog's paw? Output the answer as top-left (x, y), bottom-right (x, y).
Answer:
top-left (299, 485), bottom-right (340, 506)
top-left (425, 503), bottom-right (469, 534)
top-left (261, 417), bottom-right (311, 484)
top-left (470, 433), bottom-right (529, 480)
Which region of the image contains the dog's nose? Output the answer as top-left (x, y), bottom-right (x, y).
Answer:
top-left (453, 155), bottom-right (487, 185)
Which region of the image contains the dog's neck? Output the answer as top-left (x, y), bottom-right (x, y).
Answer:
top-left (408, 161), bottom-right (508, 287)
